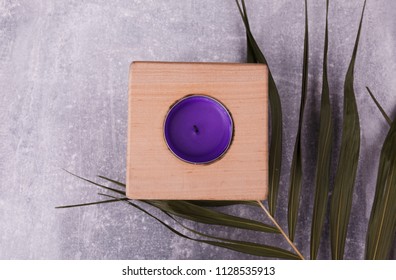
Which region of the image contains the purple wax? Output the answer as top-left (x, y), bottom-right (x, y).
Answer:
top-left (164, 95), bottom-right (233, 164)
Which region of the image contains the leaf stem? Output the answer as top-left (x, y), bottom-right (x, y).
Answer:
top-left (256, 200), bottom-right (305, 260)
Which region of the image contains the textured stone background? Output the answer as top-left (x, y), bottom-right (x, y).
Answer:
top-left (0, 0), bottom-right (395, 259)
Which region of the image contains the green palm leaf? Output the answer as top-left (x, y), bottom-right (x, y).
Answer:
top-left (310, 0), bottom-right (333, 260)
top-left (236, 0), bottom-right (283, 216)
top-left (98, 175), bottom-right (126, 188)
top-left (365, 88), bottom-right (396, 260)
top-left (64, 170), bottom-right (125, 195)
top-left (288, 0), bottom-right (309, 241)
top-left (100, 194), bottom-right (300, 260)
top-left (330, 0), bottom-right (366, 260)
top-left (62, 172), bottom-right (279, 234)
top-left (96, 176), bottom-right (270, 229)
top-left (56, 198), bottom-right (128, 209)
top-left (240, 0), bottom-right (256, 64)
top-left (155, 204), bottom-right (300, 259)
top-left (365, 87), bottom-right (392, 125)
top-left (146, 200), bottom-right (280, 234)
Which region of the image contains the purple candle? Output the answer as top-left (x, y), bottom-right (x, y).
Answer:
top-left (164, 95), bottom-right (234, 164)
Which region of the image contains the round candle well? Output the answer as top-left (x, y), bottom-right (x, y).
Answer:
top-left (164, 95), bottom-right (234, 164)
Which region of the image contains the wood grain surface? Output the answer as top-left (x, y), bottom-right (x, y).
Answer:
top-left (127, 62), bottom-right (268, 200)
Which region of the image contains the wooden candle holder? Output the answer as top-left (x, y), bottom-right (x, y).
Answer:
top-left (127, 62), bottom-right (268, 200)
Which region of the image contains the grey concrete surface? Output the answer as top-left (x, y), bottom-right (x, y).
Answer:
top-left (0, 0), bottom-right (395, 259)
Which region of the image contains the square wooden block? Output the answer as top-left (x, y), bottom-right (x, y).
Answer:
top-left (127, 62), bottom-right (268, 200)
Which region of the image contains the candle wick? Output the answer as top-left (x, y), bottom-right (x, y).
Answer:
top-left (193, 125), bottom-right (199, 134)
